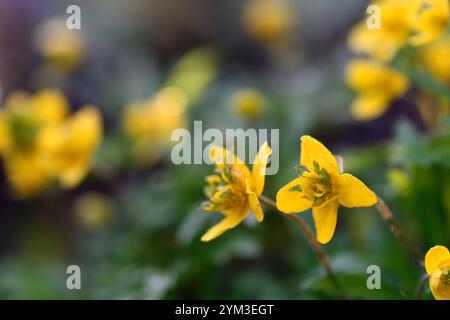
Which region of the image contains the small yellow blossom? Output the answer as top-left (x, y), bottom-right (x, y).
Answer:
top-left (420, 33), bottom-right (450, 86)
top-left (230, 88), bottom-right (265, 121)
top-left (276, 136), bottom-right (377, 244)
top-left (411, 0), bottom-right (450, 46)
top-left (242, 0), bottom-right (296, 46)
top-left (0, 88), bottom-right (102, 197)
top-left (425, 245), bottom-right (450, 300)
top-left (346, 59), bottom-right (409, 121)
top-left (348, 0), bottom-right (449, 61)
top-left (0, 89), bottom-right (68, 196)
top-left (122, 86), bottom-right (187, 165)
top-left (34, 17), bottom-right (86, 71)
top-left (38, 106), bottom-right (103, 188)
top-left (349, 0), bottom-right (419, 61)
top-left (201, 142), bottom-right (271, 241)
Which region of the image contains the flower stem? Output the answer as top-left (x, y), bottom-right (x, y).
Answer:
top-left (375, 196), bottom-right (424, 263)
top-left (258, 194), bottom-right (341, 291)
top-left (415, 273), bottom-right (429, 300)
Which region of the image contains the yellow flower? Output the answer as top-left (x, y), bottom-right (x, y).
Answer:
top-left (349, 0), bottom-right (419, 61)
top-left (276, 136), bottom-right (377, 244)
top-left (242, 0), bottom-right (296, 46)
top-left (0, 88), bottom-right (102, 197)
top-left (425, 245), bottom-right (450, 300)
top-left (411, 0), bottom-right (449, 46)
top-left (201, 142), bottom-right (271, 242)
top-left (34, 17), bottom-right (86, 71)
top-left (348, 0), bottom-right (449, 61)
top-left (122, 86), bottom-right (188, 165)
top-left (38, 106), bottom-right (103, 188)
top-left (420, 33), bottom-right (450, 86)
top-left (346, 59), bottom-right (409, 121)
top-left (0, 89), bottom-right (68, 197)
top-left (230, 88), bottom-right (265, 121)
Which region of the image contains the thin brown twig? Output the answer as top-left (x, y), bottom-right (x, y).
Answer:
top-left (258, 194), bottom-right (341, 291)
top-left (375, 196), bottom-right (424, 264)
top-left (415, 273), bottom-right (429, 300)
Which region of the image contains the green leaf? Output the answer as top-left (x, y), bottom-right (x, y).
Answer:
top-left (294, 165), bottom-right (308, 176)
top-left (288, 184), bottom-right (303, 192)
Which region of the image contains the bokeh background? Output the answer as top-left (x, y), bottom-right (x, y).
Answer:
top-left (0, 0), bottom-right (449, 299)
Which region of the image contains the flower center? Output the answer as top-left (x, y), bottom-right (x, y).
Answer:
top-left (440, 268), bottom-right (450, 286)
top-left (290, 161), bottom-right (336, 207)
top-left (7, 110), bottom-right (41, 152)
top-left (202, 165), bottom-right (246, 213)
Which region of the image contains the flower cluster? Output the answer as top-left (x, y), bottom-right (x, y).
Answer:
top-left (347, 0), bottom-right (450, 122)
top-left (0, 88), bottom-right (102, 197)
top-left (200, 135), bottom-right (450, 300)
top-left (201, 136), bottom-right (376, 244)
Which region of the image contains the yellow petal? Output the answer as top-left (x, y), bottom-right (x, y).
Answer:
top-left (3, 152), bottom-right (49, 198)
top-left (252, 141), bottom-right (271, 196)
top-left (210, 145), bottom-right (251, 179)
top-left (38, 105), bottom-right (102, 189)
top-left (58, 160), bottom-right (91, 188)
top-left (29, 88), bottom-right (69, 125)
top-left (338, 173), bottom-right (377, 208)
top-left (347, 22), bottom-right (399, 62)
top-left (312, 199), bottom-right (339, 244)
top-left (68, 106), bottom-right (103, 152)
top-left (276, 177), bottom-right (312, 214)
top-left (351, 93), bottom-right (390, 121)
top-left (346, 59), bottom-right (385, 92)
top-left (430, 268), bottom-right (450, 300)
top-left (410, 0), bottom-right (449, 46)
top-left (201, 204), bottom-right (249, 242)
top-left (425, 245), bottom-right (450, 275)
top-left (300, 135), bottom-right (339, 174)
top-left (246, 179), bottom-right (264, 222)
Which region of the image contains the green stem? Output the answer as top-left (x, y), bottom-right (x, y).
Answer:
top-left (375, 196), bottom-right (424, 263)
top-left (415, 273), bottom-right (429, 300)
top-left (258, 195), bottom-right (341, 291)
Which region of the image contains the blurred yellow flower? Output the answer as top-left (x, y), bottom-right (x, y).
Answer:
top-left (276, 136), bottom-right (377, 244)
top-left (349, 0), bottom-right (449, 61)
top-left (122, 86), bottom-right (188, 165)
top-left (420, 33), bottom-right (450, 86)
top-left (73, 192), bottom-right (113, 229)
top-left (242, 0), bottom-right (296, 46)
top-left (165, 47), bottom-right (218, 104)
top-left (0, 89), bottom-right (68, 196)
top-left (411, 0), bottom-right (450, 45)
top-left (346, 59), bottom-right (409, 121)
top-left (34, 17), bottom-right (86, 71)
top-left (0, 88), bottom-right (102, 197)
top-left (201, 142), bottom-right (271, 242)
top-left (425, 245), bottom-right (450, 300)
top-left (230, 88), bottom-right (265, 121)
top-left (38, 106), bottom-right (103, 188)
